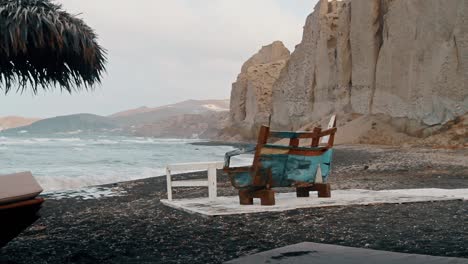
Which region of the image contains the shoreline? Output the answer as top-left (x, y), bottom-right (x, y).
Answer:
top-left (42, 143), bottom-right (467, 194)
top-left (1, 145), bottom-right (467, 263)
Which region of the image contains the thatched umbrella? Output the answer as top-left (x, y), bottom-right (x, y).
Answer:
top-left (0, 0), bottom-right (106, 94)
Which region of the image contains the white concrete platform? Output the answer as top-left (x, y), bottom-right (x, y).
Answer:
top-left (161, 188), bottom-right (468, 216)
top-left (224, 242), bottom-right (468, 264)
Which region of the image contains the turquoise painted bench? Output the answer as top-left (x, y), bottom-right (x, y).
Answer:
top-left (224, 116), bottom-right (337, 206)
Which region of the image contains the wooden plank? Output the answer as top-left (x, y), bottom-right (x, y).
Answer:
top-left (171, 180), bottom-right (209, 187)
top-left (0, 198), bottom-right (44, 210)
top-left (167, 161), bottom-right (224, 171)
top-left (260, 147), bottom-right (289, 155)
top-left (268, 128), bottom-right (337, 140)
top-left (288, 149), bottom-right (328, 156)
top-left (311, 127), bottom-right (322, 147)
top-left (328, 132), bottom-right (336, 148)
top-left (208, 167), bottom-right (217, 201)
top-left (318, 127), bottom-right (337, 137)
top-left (253, 126), bottom-right (270, 186)
top-left (320, 115), bottom-right (336, 144)
top-left (166, 168), bottom-right (173, 201)
top-left (269, 131), bottom-right (318, 139)
top-left (289, 138), bottom-right (299, 147)
top-left (263, 144), bottom-right (327, 151)
top-left (224, 166), bottom-right (252, 173)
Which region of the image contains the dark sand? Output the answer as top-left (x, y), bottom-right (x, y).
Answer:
top-left (1, 145), bottom-right (467, 264)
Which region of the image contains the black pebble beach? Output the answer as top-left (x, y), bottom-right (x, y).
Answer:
top-left (1, 146), bottom-right (467, 263)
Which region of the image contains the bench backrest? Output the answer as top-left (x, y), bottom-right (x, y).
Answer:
top-left (251, 115), bottom-right (337, 187)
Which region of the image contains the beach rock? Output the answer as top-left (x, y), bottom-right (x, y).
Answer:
top-left (1, 146), bottom-right (467, 263)
top-left (229, 41), bottom-right (290, 139)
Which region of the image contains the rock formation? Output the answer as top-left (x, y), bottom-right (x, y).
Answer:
top-left (373, 0), bottom-right (468, 126)
top-left (269, 0), bottom-right (468, 136)
top-left (229, 41), bottom-right (290, 139)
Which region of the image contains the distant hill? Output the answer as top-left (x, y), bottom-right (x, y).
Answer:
top-left (110, 99), bottom-right (229, 127)
top-left (0, 116), bottom-right (41, 131)
top-left (109, 106), bottom-right (155, 118)
top-left (1, 99), bottom-right (230, 137)
top-left (3, 114), bottom-right (119, 134)
top-left (132, 111), bottom-right (230, 139)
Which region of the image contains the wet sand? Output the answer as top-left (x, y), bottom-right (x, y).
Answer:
top-left (1, 145), bottom-right (467, 263)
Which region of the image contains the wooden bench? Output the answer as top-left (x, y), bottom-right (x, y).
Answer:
top-left (224, 115), bottom-right (337, 206)
top-left (166, 161), bottom-right (224, 201)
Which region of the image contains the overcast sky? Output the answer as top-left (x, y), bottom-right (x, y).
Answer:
top-left (0, 0), bottom-right (318, 118)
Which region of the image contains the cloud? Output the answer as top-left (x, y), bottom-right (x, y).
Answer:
top-left (0, 0), bottom-right (316, 117)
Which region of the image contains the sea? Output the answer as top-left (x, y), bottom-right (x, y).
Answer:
top-left (0, 132), bottom-right (252, 192)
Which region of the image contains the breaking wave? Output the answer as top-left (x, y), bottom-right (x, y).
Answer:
top-left (0, 134), bottom-right (253, 192)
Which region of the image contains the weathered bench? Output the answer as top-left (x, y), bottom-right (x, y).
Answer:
top-left (166, 161), bottom-right (224, 201)
top-left (223, 116), bottom-right (337, 206)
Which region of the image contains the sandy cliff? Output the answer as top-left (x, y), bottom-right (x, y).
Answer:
top-left (227, 0), bottom-right (467, 147)
top-left (228, 41), bottom-right (290, 140)
top-left (272, 0), bottom-right (467, 130)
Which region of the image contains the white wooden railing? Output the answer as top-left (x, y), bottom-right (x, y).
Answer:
top-left (166, 161), bottom-right (224, 201)
top-left (320, 114), bottom-right (337, 145)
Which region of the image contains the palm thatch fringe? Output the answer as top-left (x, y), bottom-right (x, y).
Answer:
top-left (0, 0), bottom-right (107, 94)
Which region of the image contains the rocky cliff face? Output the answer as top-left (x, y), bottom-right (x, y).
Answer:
top-left (229, 41), bottom-right (290, 139)
top-left (270, 0), bottom-right (468, 134)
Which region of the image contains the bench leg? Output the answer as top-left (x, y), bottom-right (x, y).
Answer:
top-left (238, 189), bottom-right (276, 206)
top-left (296, 184), bottom-right (331, 198)
top-left (258, 189), bottom-right (275, 206)
top-left (315, 183), bottom-right (331, 198)
top-left (296, 187), bottom-right (310, 197)
top-left (239, 190), bottom-right (254, 205)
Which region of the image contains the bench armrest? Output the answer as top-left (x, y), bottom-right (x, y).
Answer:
top-left (224, 146), bottom-right (256, 168)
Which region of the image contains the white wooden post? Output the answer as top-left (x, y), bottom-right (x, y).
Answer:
top-left (207, 165), bottom-right (217, 201)
top-left (315, 166), bottom-right (323, 183)
top-left (166, 167), bottom-right (173, 201)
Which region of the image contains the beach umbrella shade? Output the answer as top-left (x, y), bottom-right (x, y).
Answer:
top-left (0, 0), bottom-right (106, 94)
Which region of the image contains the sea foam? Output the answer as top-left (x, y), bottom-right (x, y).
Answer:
top-left (0, 134), bottom-right (253, 192)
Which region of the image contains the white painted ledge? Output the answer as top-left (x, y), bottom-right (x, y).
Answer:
top-left (167, 161), bottom-right (224, 171)
top-left (171, 180), bottom-right (209, 187)
top-left (161, 188), bottom-right (468, 217)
